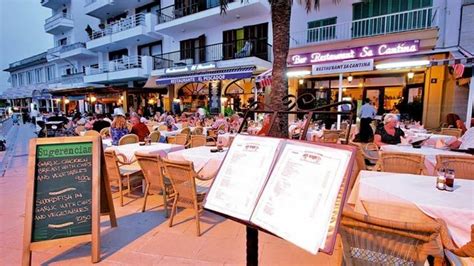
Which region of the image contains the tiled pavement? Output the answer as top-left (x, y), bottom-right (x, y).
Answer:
top-left (0, 123), bottom-right (341, 265)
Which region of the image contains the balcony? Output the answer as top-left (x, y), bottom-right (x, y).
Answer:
top-left (84, 55), bottom-right (153, 84)
top-left (290, 7), bottom-right (438, 47)
top-left (151, 39), bottom-right (272, 75)
top-left (41, 0), bottom-right (70, 9)
top-left (47, 42), bottom-right (97, 61)
top-left (84, 0), bottom-right (155, 19)
top-left (86, 13), bottom-right (160, 52)
top-left (155, 0), bottom-right (270, 36)
top-left (48, 72), bottom-right (88, 90)
top-left (44, 12), bottom-right (74, 34)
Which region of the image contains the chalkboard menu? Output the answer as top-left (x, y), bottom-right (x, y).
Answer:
top-left (32, 142), bottom-right (93, 242)
top-left (23, 137), bottom-right (102, 265)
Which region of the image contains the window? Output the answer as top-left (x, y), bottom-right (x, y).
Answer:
top-left (179, 35), bottom-right (205, 63)
top-left (46, 66), bottom-right (55, 81)
top-left (18, 73), bottom-right (24, 86)
top-left (35, 69), bottom-right (42, 83)
top-left (223, 23), bottom-right (268, 60)
top-left (307, 17), bottom-right (337, 43)
top-left (27, 71), bottom-right (33, 84)
top-left (352, 0), bottom-right (433, 38)
top-left (108, 49), bottom-right (128, 61)
top-left (58, 37), bottom-right (68, 46)
top-left (138, 41), bottom-right (162, 57)
top-left (11, 74), bottom-right (17, 87)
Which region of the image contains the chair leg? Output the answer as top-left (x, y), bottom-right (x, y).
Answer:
top-left (127, 175), bottom-right (131, 196)
top-left (118, 179), bottom-right (123, 207)
top-left (168, 196), bottom-right (178, 227)
top-left (141, 184), bottom-right (149, 212)
top-left (162, 192), bottom-right (169, 218)
top-left (195, 207), bottom-right (201, 237)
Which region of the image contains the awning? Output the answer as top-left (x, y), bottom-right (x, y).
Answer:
top-left (256, 68), bottom-right (272, 87)
top-left (156, 66), bottom-right (256, 85)
top-left (144, 76), bottom-right (170, 94)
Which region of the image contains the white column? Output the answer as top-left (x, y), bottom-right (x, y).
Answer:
top-left (50, 98), bottom-right (55, 113)
top-left (466, 74), bottom-right (474, 129)
top-left (337, 73), bottom-right (343, 130)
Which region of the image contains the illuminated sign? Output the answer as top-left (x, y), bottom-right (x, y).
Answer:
top-left (312, 59), bottom-right (374, 75)
top-left (164, 63), bottom-right (216, 74)
top-left (290, 40), bottom-right (420, 66)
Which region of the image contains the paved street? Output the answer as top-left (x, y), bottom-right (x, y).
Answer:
top-left (0, 123), bottom-right (341, 265)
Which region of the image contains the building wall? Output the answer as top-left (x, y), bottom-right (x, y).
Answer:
top-left (460, 3), bottom-right (474, 54)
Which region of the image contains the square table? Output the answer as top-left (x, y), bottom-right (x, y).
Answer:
top-left (348, 170), bottom-right (474, 247)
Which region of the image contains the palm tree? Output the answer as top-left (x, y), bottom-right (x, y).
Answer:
top-left (221, 0), bottom-right (340, 137)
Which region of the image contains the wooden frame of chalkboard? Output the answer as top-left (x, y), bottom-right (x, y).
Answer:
top-left (22, 136), bottom-right (101, 265)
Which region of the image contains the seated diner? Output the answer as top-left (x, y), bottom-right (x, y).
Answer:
top-left (374, 114), bottom-right (405, 146)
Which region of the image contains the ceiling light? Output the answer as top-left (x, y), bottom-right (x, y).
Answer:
top-left (375, 60), bottom-right (430, 70)
top-left (407, 71), bottom-right (415, 79)
top-left (347, 75), bottom-right (353, 83)
top-left (298, 79), bottom-right (304, 85)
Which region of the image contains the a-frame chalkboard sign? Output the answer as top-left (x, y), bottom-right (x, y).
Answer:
top-left (22, 136), bottom-right (103, 265)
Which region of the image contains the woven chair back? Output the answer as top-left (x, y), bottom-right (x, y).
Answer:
top-left (192, 127), bottom-right (204, 135)
top-left (135, 152), bottom-right (165, 193)
top-left (440, 128), bottom-right (463, 138)
top-left (149, 131), bottom-right (161, 143)
top-left (180, 127), bottom-right (191, 136)
top-left (119, 134), bottom-right (139, 145)
top-left (75, 125), bottom-right (85, 135)
top-left (436, 155), bottom-right (474, 180)
top-left (100, 127), bottom-right (110, 137)
top-left (104, 150), bottom-right (121, 182)
top-left (161, 158), bottom-right (198, 209)
top-left (190, 135), bottom-right (206, 148)
top-left (323, 130), bottom-right (342, 143)
top-left (340, 208), bottom-right (440, 266)
top-left (378, 152), bottom-right (426, 174)
top-left (175, 133), bottom-right (189, 145)
top-left (158, 124), bottom-right (168, 131)
top-left (84, 130), bottom-right (100, 137)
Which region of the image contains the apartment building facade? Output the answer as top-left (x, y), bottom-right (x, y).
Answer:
top-left (276, 0), bottom-right (473, 128)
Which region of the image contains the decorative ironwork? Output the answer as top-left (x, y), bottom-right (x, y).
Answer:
top-left (177, 82), bottom-right (208, 96)
top-left (224, 78), bottom-right (256, 95)
top-left (238, 94), bottom-right (356, 143)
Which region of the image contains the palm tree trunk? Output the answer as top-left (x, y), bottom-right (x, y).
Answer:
top-left (269, 0), bottom-right (291, 138)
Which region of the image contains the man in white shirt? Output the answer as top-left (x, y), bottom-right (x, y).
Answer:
top-left (358, 98), bottom-right (377, 142)
top-left (449, 127), bottom-right (474, 149)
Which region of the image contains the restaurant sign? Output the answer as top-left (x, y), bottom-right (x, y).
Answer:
top-left (290, 40), bottom-right (420, 66)
top-left (164, 63), bottom-right (216, 74)
top-left (312, 59), bottom-right (374, 75)
top-left (156, 71), bottom-right (253, 85)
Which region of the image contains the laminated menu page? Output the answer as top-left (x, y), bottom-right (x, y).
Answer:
top-left (204, 135), bottom-right (282, 220)
top-left (204, 135), bottom-right (354, 255)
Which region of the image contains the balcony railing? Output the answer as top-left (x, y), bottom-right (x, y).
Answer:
top-left (291, 7), bottom-right (438, 46)
top-left (50, 72), bottom-right (85, 84)
top-left (157, 0), bottom-right (233, 24)
top-left (48, 42), bottom-right (86, 54)
top-left (153, 39), bottom-right (272, 70)
top-left (86, 56), bottom-right (144, 75)
top-left (90, 13), bottom-right (146, 40)
top-left (45, 12), bottom-right (72, 24)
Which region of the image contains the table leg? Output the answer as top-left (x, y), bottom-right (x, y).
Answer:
top-left (246, 226), bottom-right (258, 266)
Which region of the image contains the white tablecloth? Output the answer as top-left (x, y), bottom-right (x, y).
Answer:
top-left (160, 130), bottom-right (180, 138)
top-left (380, 145), bottom-right (465, 174)
top-left (348, 170), bottom-right (474, 247)
top-left (167, 146), bottom-right (228, 187)
top-left (409, 133), bottom-right (458, 146)
top-left (106, 143), bottom-right (184, 161)
top-left (306, 130), bottom-right (323, 141)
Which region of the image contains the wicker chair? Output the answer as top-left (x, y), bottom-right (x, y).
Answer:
top-left (149, 131), bottom-right (161, 143)
top-left (104, 150), bottom-right (143, 207)
top-left (135, 152), bottom-right (174, 216)
top-left (119, 134), bottom-right (139, 145)
top-left (180, 127), bottom-right (191, 136)
top-left (190, 135), bottom-right (206, 148)
top-left (322, 130), bottom-right (342, 143)
top-left (440, 128), bottom-right (463, 138)
top-left (100, 127), bottom-right (110, 138)
top-left (161, 157), bottom-right (209, 236)
top-left (167, 136), bottom-right (176, 144)
top-left (84, 130), bottom-right (100, 137)
top-left (192, 127), bottom-right (204, 135)
top-left (217, 124), bottom-right (227, 133)
top-left (175, 133), bottom-right (189, 146)
top-left (374, 152), bottom-right (426, 175)
top-left (340, 208), bottom-right (441, 266)
top-left (74, 125), bottom-right (85, 136)
top-left (435, 154), bottom-right (474, 180)
top-left (158, 124), bottom-right (168, 131)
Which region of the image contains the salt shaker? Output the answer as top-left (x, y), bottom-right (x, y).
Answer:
top-left (436, 169), bottom-right (446, 190)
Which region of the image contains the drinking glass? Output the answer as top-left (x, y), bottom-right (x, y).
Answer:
top-left (445, 169), bottom-right (455, 192)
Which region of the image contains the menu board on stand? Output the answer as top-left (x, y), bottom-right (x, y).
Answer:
top-left (22, 136), bottom-right (105, 265)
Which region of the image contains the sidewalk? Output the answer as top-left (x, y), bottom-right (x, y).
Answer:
top-left (0, 124), bottom-right (341, 265)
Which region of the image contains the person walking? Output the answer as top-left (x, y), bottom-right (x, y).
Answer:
top-left (358, 98), bottom-right (377, 142)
